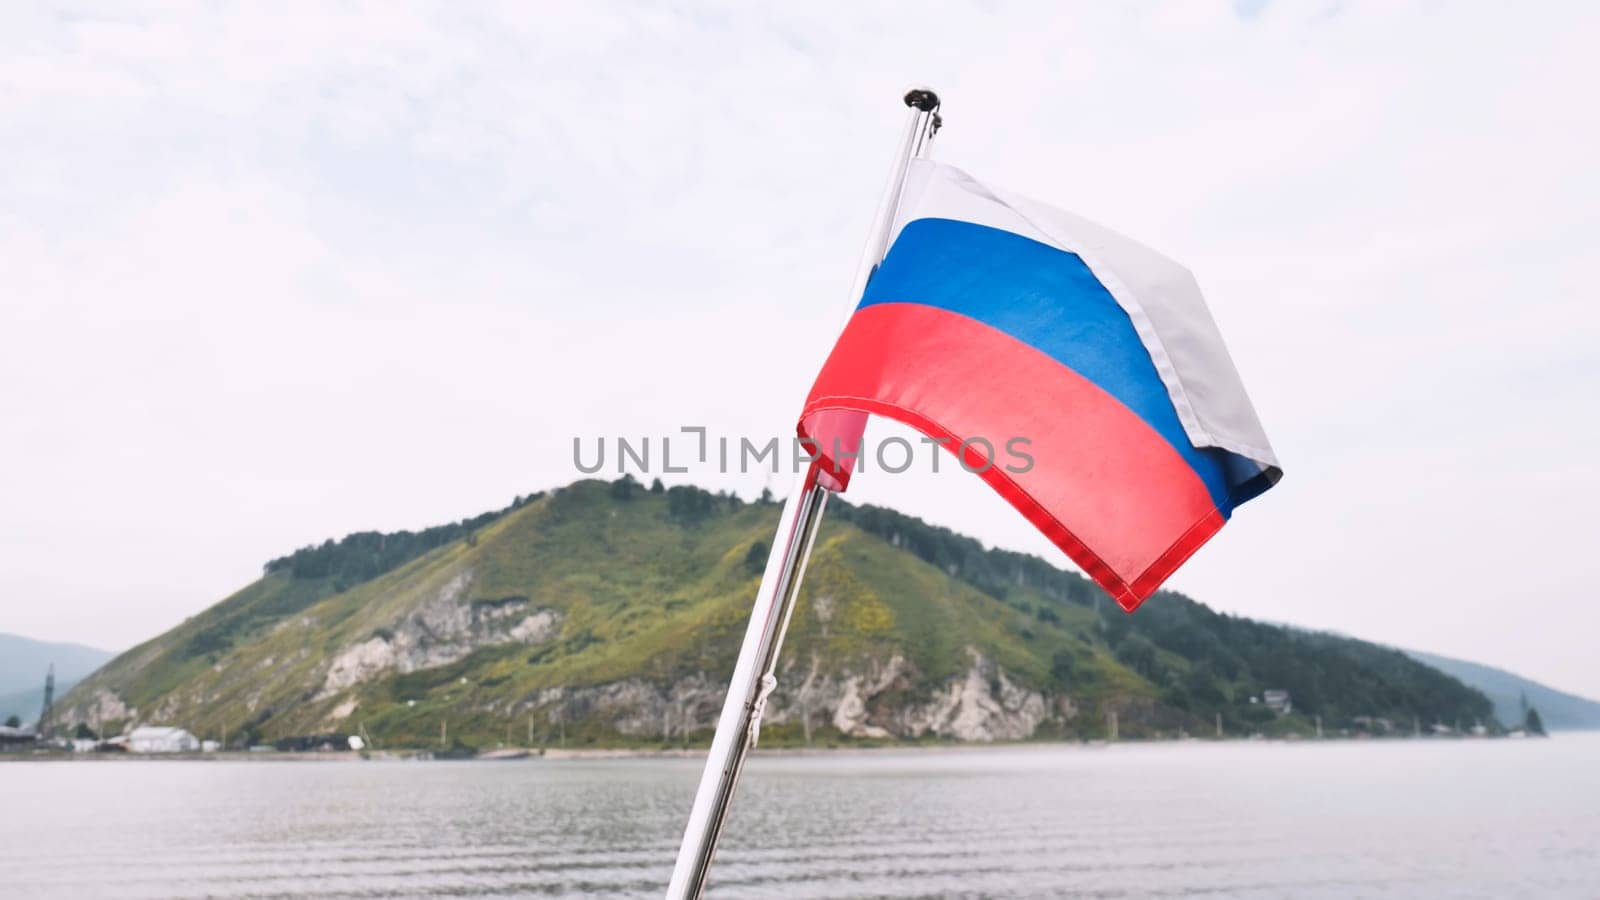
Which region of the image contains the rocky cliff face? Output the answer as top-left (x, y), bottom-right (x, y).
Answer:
top-left (497, 649), bottom-right (1055, 745)
top-left (766, 650), bottom-right (1050, 742)
top-left (318, 570), bottom-right (561, 698)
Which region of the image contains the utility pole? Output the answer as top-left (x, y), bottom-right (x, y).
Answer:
top-left (1315, 715), bottom-right (1323, 739)
top-left (1215, 712), bottom-right (1223, 739)
top-left (1108, 710), bottom-right (1119, 741)
top-left (440, 719), bottom-right (448, 749)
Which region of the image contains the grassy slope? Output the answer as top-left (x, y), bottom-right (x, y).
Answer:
top-left (56, 479), bottom-right (1495, 747)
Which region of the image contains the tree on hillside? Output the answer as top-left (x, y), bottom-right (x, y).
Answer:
top-left (1050, 650), bottom-right (1076, 687)
top-left (744, 540), bottom-right (769, 575)
top-left (1525, 707), bottom-right (1547, 736)
top-left (1113, 634), bottom-right (1163, 680)
top-left (262, 499), bottom-right (523, 585)
top-left (666, 485), bottom-right (716, 523)
top-left (610, 474), bottom-right (639, 501)
top-left (3, 715), bottom-right (19, 728)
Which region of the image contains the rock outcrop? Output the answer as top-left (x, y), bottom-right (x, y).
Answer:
top-left (319, 571), bottom-right (561, 699)
top-left (494, 648), bottom-right (1055, 744)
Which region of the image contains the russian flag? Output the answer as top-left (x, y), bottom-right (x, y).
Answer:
top-left (800, 161), bottom-right (1281, 612)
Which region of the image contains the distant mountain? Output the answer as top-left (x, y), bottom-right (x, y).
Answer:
top-left (52, 479), bottom-right (1494, 748)
top-left (0, 633), bottom-right (114, 725)
top-left (1405, 649), bottom-right (1600, 731)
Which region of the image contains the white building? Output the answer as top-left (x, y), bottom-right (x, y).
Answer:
top-left (0, 724), bottom-right (37, 746)
top-left (1262, 689), bottom-right (1293, 716)
top-left (127, 726), bottom-right (200, 754)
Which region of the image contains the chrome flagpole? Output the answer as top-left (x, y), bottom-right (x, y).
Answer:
top-left (665, 88), bottom-right (941, 900)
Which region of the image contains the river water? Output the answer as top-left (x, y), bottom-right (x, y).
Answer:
top-left (1, 736), bottom-right (1595, 898)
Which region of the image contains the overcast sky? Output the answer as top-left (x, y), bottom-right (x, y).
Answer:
top-left (3, 2), bottom-right (1597, 699)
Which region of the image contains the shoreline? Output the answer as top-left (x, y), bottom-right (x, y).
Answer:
top-left (1, 731), bottom-right (1562, 763)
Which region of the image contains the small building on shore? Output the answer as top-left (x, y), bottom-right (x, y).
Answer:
top-left (1262, 690), bottom-right (1293, 716)
top-left (0, 724), bottom-right (38, 748)
top-left (128, 726), bottom-right (200, 754)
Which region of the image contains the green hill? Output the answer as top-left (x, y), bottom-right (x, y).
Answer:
top-left (50, 478), bottom-right (1493, 749)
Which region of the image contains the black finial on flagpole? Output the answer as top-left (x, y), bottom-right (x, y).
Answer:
top-left (904, 88), bottom-right (940, 112)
